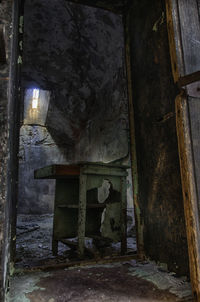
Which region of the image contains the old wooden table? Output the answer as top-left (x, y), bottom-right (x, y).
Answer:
top-left (34, 162), bottom-right (129, 257)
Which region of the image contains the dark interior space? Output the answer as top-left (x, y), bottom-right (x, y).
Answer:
top-left (2, 0), bottom-right (200, 301)
top-left (15, 0), bottom-right (136, 269)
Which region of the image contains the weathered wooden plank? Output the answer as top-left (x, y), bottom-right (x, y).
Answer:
top-left (129, 0), bottom-right (187, 275)
top-left (188, 96), bottom-right (200, 208)
top-left (176, 93), bottom-right (200, 301)
top-left (55, 165), bottom-right (80, 176)
top-left (178, 71), bottom-right (200, 87)
top-left (34, 164), bottom-right (80, 178)
top-left (18, 254), bottom-right (139, 273)
top-left (35, 163), bottom-right (129, 179)
top-left (166, 0), bottom-right (180, 82)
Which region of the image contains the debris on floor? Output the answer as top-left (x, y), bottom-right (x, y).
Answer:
top-left (7, 260), bottom-right (193, 302)
top-left (127, 260), bottom-right (192, 300)
top-left (13, 214), bottom-right (193, 301)
top-left (16, 214), bottom-right (137, 268)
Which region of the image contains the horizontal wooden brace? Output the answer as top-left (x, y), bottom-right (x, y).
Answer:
top-left (178, 71), bottom-right (200, 88)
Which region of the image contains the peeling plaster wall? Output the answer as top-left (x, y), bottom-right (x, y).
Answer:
top-left (18, 1), bottom-right (131, 215)
top-left (128, 0), bottom-right (189, 275)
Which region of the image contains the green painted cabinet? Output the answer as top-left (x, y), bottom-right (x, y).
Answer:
top-left (35, 162), bottom-right (129, 257)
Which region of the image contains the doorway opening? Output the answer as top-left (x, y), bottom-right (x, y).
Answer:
top-left (14, 0), bottom-right (137, 270)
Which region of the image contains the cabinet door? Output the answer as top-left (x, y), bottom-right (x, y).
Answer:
top-left (166, 0), bottom-right (200, 300)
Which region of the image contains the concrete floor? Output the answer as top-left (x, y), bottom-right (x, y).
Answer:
top-left (12, 215), bottom-right (193, 301)
top-left (16, 214), bottom-right (136, 268)
top-left (8, 260), bottom-right (193, 302)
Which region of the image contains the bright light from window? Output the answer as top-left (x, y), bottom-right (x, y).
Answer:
top-left (32, 89), bottom-right (39, 109)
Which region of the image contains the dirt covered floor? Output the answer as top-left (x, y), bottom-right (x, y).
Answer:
top-left (8, 260), bottom-right (193, 302)
top-left (16, 214), bottom-right (137, 268)
top-left (13, 215), bottom-right (193, 302)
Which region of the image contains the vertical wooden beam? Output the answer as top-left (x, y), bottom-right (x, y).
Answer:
top-left (78, 172), bottom-right (87, 257)
top-left (166, 0), bottom-right (186, 78)
top-left (9, 0), bottom-right (25, 265)
top-left (123, 12), bottom-right (144, 257)
top-left (176, 93), bottom-right (200, 301)
top-left (120, 176), bottom-right (127, 255)
top-left (166, 0), bottom-right (180, 82)
top-left (0, 24), bottom-right (6, 64)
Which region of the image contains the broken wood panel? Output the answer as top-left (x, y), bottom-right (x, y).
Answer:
top-left (176, 93), bottom-right (200, 301)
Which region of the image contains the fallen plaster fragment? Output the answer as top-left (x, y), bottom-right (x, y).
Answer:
top-left (127, 260), bottom-right (193, 300)
top-left (7, 272), bottom-right (52, 302)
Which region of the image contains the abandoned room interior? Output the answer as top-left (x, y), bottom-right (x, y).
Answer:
top-left (1, 0), bottom-right (200, 301)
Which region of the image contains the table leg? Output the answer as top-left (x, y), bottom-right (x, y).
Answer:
top-left (52, 239), bottom-right (58, 256)
top-left (121, 176), bottom-right (127, 254)
top-left (78, 174), bottom-right (87, 258)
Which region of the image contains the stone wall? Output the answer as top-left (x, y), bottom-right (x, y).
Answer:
top-left (18, 0), bottom-right (131, 214)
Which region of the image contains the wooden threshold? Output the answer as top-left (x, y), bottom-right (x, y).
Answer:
top-left (13, 254), bottom-right (139, 274)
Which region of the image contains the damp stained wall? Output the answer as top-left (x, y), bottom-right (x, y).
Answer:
top-left (18, 0), bottom-right (131, 214)
top-left (128, 0), bottom-right (189, 275)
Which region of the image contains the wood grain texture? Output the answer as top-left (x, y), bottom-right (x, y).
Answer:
top-left (176, 93), bottom-right (200, 301)
top-left (128, 0), bottom-right (188, 275)
top-left (178, 71), bottom-right (200, 87)
top-left (168, 0), bottom-right (200, 97)
top-left (166, 0), bottom-right (180, 82)
top-left (188, 97), bottom-right (200, 212)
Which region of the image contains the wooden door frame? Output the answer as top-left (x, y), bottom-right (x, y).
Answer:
top-left (166, 0), bottom-right (200, 300)
top-left (7, 0), bottom-right (141, 275)
top-left (1, 0), bottom-right (23, 300)
top-left (123, 11), bottom-right (144, 258)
